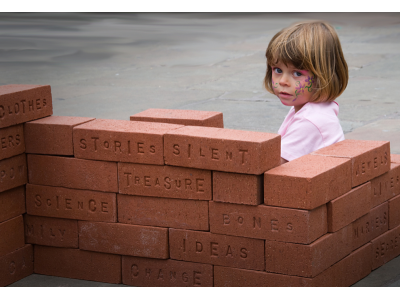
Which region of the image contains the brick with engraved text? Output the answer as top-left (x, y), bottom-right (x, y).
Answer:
top-left (27, 154), bottom-right (118, 192)
top-left (389, 194), bottom-right (400, 229)
top-left (122, 257), bottom-right (213, 287)
top-left (0, 215), bottom-right (25, 257)
top-left (117, 194), bottom-right (209, 231)
top-left (264, 154), bottom-right (351, 210)
top-left (0, 186), bottom-right (25, 223)
top-left (24, 115), bottom-right (95, 155)
top-left (34, 245), bottom-right (121, 284)
top-left (169, 228), bottom-right (265, 271)
top-left (0, 84), bottom-right (53, 128)
top-left (0, 124), bottom-right (25, 160)
top-left (371, 224), bottom-right (400, 269)
top-left (164, 126), bottom-right (280, 174)
top-left (118, 163), bottom-right (211, 200)
top-left (0, 245), bottom-right (33, 287)
top-left (312, 139), bottom-right (390, 187)
top-left (370, 163), bottom-right (400, 208)
top-left (0, 154), bottom-right (27, 193)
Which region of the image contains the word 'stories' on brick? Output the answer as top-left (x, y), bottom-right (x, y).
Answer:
top-left (130, 108), bottom-right (224, 128)
top-left (164, 126), bottom-right (280, 174)
top-left (74, 119), bottom-right (183, 164)
top-left (0, 84), bottom-right (53, 128)
top-left (264, 154), bottom-right (351, 210)
top-left (118, 163), bottom-right (211, 200)
top-left (312, 139), bottom-right (390, 187)
top-left (0, 245), bottom-right (33, 287)
top-left (0, 124), bottom-right (25, 160)
top-left (0, 154), bottom-right (27, 193)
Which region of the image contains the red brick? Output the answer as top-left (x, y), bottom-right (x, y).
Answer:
top-left (214, 266), bottom-right (313, 287)
top-left (0, 124), bottom-right (25, 160)
top-left (371, 224), bottom-right (400, 270)
top-left (25, 184), bottom-right (116, 222)
top-left (0, 154), bottom-right (27, 193)
top-left (352, 202), bottom-right (388, 250)
top-left (122, 257), bottom-right (213, 287)
top-left (264, 154), bottom-right (351, 210)
top-left (389, 194), bottom-right (400, 229)
top-left (130, 108), bottom-right (224, 128)
top-left (0, 186), bottom-right (25, 223)
top-left (328, 182), bottom-right (372, 232)
top-left (0, 84), bottom-right (53, 128)
top-left (34, 245), bottom-right (121, 284)
top-left (391, 154), bottom-right (400, 164)
top-left (79, 221), bottom-right (169, 258)
top-left (312, 139), bottom-right (390, 187)
top-left (117, 194), bottom-right (209, 231)
top-left (0, 245), bottom-right (33, 287)
top-left (209, 201), bottom-right (327, 244)
top-left (265, 225), bottom-right (352, 277)
top-left (169, 228), bottom-right (264, 271)
top-left (164, 126), bottom-right (280, 175)
top-left (213, 171), bottom-right (262, 205)
top-left (118, 163), bottom-right (211, 200)
top-left (24, 215), bottom-right (78, 248)
top-left (27, 154), bottom-right (118, 192)
top-left (73, 119), bottom-right (183, 164)
top-left (0, 215), bottom-right (25, 257)
top-left (371, 163), bottom-right (400, 208)
top-left (24, 115), bottom-right (95, 155)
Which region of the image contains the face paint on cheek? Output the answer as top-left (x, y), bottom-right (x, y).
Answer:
top-left (272, 79), bottom-right (278, 89)
top-left (305, 75), bottom-right (315, 92)
top-left (293, 81), bottom-right (306, 102)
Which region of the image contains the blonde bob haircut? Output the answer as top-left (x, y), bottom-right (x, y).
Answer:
top-left (264, 21), bottom-right (348, 103)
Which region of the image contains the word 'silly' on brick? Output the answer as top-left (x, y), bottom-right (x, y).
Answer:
top-left (0, 84), bottom-right (53, 129)
top-left (213, 171), bottom-right (263, 205)
top-left (264, 154), bottom-right (351, 210)
top-left (389, 194), bottom-right (400, 229)
top-left (0, 154), bottom-right (27, 193)
top-left (209, 201), bottom-right (327, 244)
top-left (34, 245), bottom-right (121, 284)
top-left (0, 124), bottom-right (25, 160)
top-left (164, 126), bottom-right (281, 175)
top-left (130, 108), bottom-right (224, 128)
top-left (265, 225), bottom-right (352, 278)
top-left (0, 245), bottom-right (33, 287)
top-left (352, 201), bottom-right (388, 251)
top-left (327, 182), bottom-right (372, 232)
top-left (24, 115), bottom-right (95, 156)
top-left (169, 228), bottom-right (265, 271)
top-left (118, 163), bottom-right (211, 200)
top-left (391, 154), bottom-right (400, 164)
top-left (73, 119), bottom-right (183, 164)
top-left (79, 221), bottom-right (169, 259)
top-left (0, 186), bottom-right (25, 223)
top-left (371, 224), bottom-right (400, 270)
top-left (25, 184), bottom-right (116, 222)
top-left (117, 194), bottom-right (209, 231)
top-left (0, 215), bottom-right (25, 257)
top-left (311, 139), bottom-right (390, 187)
top-left (27, 154), bottom-right (118, 193)
top-left (24, 215), bottom-right (78, 248)
top-left (122, 257), bottom-right (214, 287)
top-left (370, 163), bottom-right (400, 208)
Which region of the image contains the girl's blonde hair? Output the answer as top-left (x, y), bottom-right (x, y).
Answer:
top-left (264, 21), bottom-right (348, 102)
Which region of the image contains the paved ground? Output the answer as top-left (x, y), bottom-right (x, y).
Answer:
top-left (2, 12), bottom-right (400, 287)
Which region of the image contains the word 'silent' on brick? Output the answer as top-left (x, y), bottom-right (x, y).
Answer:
top-left (27, 154), bottom-right (118, 192)
top-left (25, 184), bottom-right (117, 222)
top-left (0, 154), bottom-right (27, 193)
top-left (130, 108), bottom-right (224, 128)
top-left (0, 84), bottom-right (53, 129)
top-left (371, 224), bottom-right (400, 270)
top-left (73, 119), bottom-right (183, 164)
top-left (24, 116), bottom-right (95, 156)
top-left (0, 215), bottom-right (25, 257)
top-left (391, 154), bottom-right (400, 164)
top-left (0, 245), bottom-right (33, 287)
top-left (34, 245), bottom-right (121, 284)
top-left (0, 124), bottom-right (25, 160)
top-left (0, 186), bottom-right (25, 223)
top-left (164, 126), bottom-right (280, 174)
top-left (311, 139), bottom-right (390, 187)
top-left (370, 163), bottom-right (400, 208)
top-left (264, 154), bottom-right (351, 210)
top-left (122, 257), bottom-right (213, 287)
top-left (388, 194), bottom-right (400, 229)
top-left (209, 201), bottom-right (327, 244)
top-left (213, 171), bottom-right (263, 205)
top-left (118, 163), bottom-right (211, 200)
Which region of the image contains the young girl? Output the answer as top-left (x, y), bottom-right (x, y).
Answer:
top-left (264, 21), bottom-right (348, 164)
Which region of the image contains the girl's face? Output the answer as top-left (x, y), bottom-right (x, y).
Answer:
top-left (271, 61), bottom-right (315, 113)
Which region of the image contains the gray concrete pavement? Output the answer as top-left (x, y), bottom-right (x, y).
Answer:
top-left (2, 12), bottom-right (400, 287)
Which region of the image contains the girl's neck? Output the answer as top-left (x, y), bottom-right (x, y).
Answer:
top-left (294, 103), bottom-right (307, 113)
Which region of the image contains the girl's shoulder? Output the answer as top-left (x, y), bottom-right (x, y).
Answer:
top-left (298, 101), bottom-right (340, 118)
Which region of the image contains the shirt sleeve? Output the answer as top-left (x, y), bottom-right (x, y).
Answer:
top-left (280, 118), bottom-right (324, 161)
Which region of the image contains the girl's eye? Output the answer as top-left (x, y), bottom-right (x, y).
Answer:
top-left (273, 67), bottom-right (282, 74)
top-left (294, 71), bottom-right (303, 77)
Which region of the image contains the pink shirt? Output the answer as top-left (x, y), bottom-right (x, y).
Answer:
top-left (278, 101), bottom-right (345, 161)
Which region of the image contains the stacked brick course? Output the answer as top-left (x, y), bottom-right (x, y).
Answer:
top-left (1, 84), bottom-right (400, 286)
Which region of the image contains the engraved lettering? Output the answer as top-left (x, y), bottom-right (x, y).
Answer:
top-left (170, 271), bottom-right (177, 281)
top-left (145, 269), bottom-right (151, 278)
top-left (35, 195), bottom-right (42, 207)
top-left (173, 144), bottom-right (180, 155)
top-left (65, 199), bottom-right (72, 209)
top-left (101, 202), bottom-right (108, 213)
top-left (196, 242), bottom-right (203, 253)
top-left (124, 172), bottom-right (132, 186)
top-left (199, 147), bottom-right (205, 157)
top-left (286, 223), bottom-right (293, 231)
top-left (210, 242), bottom-right (218, 257)
top-left (150, 145), bottom-right (156, 153)
top-left (188, 144), bottom-right (191, 158)
top-left (164, 177), bottom-right (171, 189)
top-left (182, 272), bottom-right (189, 282)
top-left (0, 105), bottom-right (4, 118)
top-left (155, 178), bottom-right (160, 186)
top-left (114, 141), bottom-right (122, 153)
top-left (374, 157), bottom-right (378, 168)
top-left (211, 148), bottom-right (219, 160)
top-left (193, 271), bottom-right (202, 286)
top-left (89, 199), bottom-right (96, 212)
top-left (158, 269), bottom-right (163, 280)
top-left (9, 261), bottom-right (16, 274)
top-left (223, 214), bottom-right (230, 225)
top-left (131, 264), bottom-right (139, 277)
top-left (15, 134), bottom-right (21, 146)
top-left (20, 100), bottom-right (26, 113)
top-left (135, 176), bottom-right (140, 184)
top-left (36, 99), bottom-right (42, 109)
top-left (226, 245), bottom-right (233, 257)
top-left (26, 224), bottom-right (34, 236)
top-left (237, 216), bottom-right (244, 224)
top-left (137, 142), bottom-right (144, 154)
top-left (28, 100), bottom-right (34, 111)
top-left (14, 103), bottom-right (20, 114)
top-left (240, 248), bottom-right (248, 258)
top-left (271, 219), bottom-right (278, 231)
top-left (185, 179), bottom-right (192, 189)
top-left (92, 137), bottom-right (99, 151)
top-left (239, 149), bottom-right (248, 164)
top-left (8, 136), bottom-right (14, 147)
top-left (144, 176), bottom-right (151, 187)
top-left (104, 141), bottom-right (109, 148)
top-left (226, 151), bottom-right (233, 161)
top-left (196, 179), bottom-right (205, 192)
top-left (78, 201), bottom-right (84, 210)
top-left (253, 217), bottom-right (261, 229)
top-left (1, 137), bottom-right (6, 149)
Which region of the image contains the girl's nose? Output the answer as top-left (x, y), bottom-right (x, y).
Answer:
top-left (279, 74), bottom-right (290, 86)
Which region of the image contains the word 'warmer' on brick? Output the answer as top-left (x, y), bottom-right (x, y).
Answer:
top-left (0, 124), bottom-right (25, 160)
top-left (164, 126), bottom-right (280, 174)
